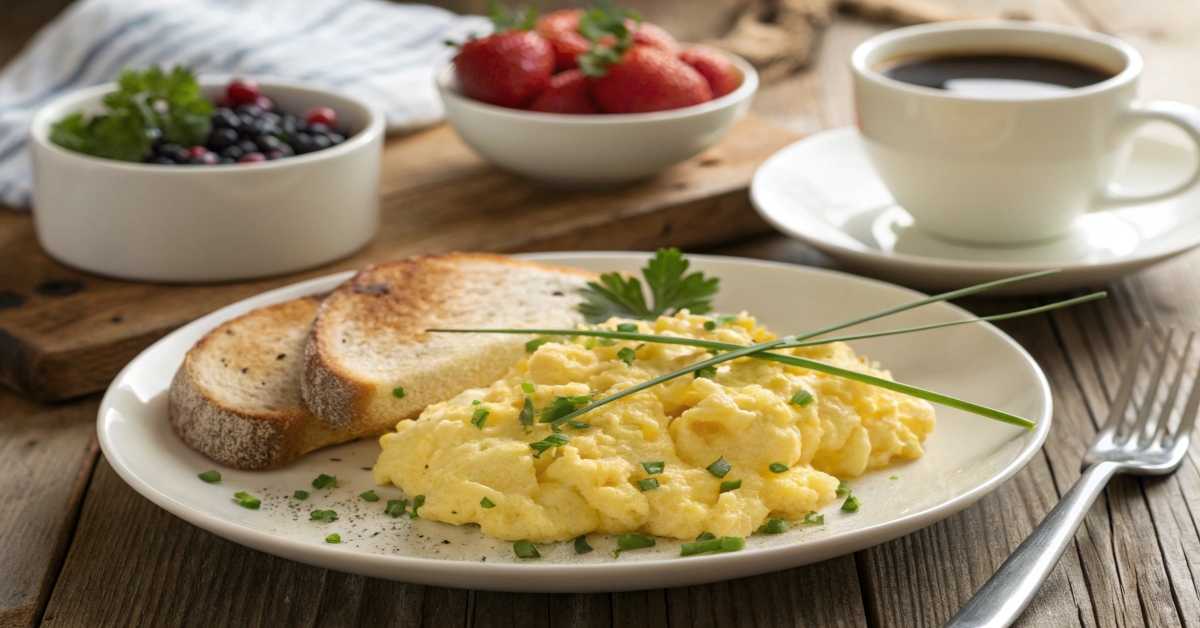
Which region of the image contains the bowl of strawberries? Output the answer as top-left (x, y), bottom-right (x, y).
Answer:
top-left (437, 4), bottom-right (758, 186)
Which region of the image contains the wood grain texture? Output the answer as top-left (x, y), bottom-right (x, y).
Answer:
top-left (0, 116), bottom-right (790, 402)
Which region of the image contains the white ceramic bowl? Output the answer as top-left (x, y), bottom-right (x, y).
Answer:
top-left (436, 51), bottom-right (758, 186)
top-left (29, 78), bottom-right (384, 283)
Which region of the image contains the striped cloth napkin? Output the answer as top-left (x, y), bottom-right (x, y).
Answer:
top-left (0, 0), bottom-right (489, 209)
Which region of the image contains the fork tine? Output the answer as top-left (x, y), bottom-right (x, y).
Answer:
top-left (1131, 328), bottom-right (1177, 443)
top-left (1166, 335), bottom-right (1200, 449)
top-left (1145, 330), bottom-right (1193, 446)
top-left (1099, 327), bottom-right (1151, 439)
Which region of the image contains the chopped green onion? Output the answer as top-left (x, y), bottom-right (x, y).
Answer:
top-left (842, 495), bottom-right (860, 513)
top-left (790, 391), bottom-right (814, 406)
top-left (392, 386), bottom-right (406, 399)
top-left (530, 433), bottom-right (569, 458)
top-left (233, 491), bottom-right (260, 509)
top-left (719, 479), bottom-right (741, 493)
top-left (471, 407), bottom-right (489, 429)
top-left (480, 497), bottom-right (496, 509)
top-left (325, 533), bottom-right (341, 544)
top-left (614, 533), bottom-right (656, 556)
top-left (410, 495), bottom-right (426, 519)
top-left (680, 535), bottom-right (745, 556)
top-left (616, 322), bottom-right (638, 332)
top-left (695, 531), bottom-right (716, 542)
top-left (574, 535), bottom-right (594, 554)
top-left (521, 382), bottom-right (535, 394)
top-left (359, 490), bottom-right (380, 502)
top-left (703, 320), bottom-right (717, 331)
top-left (617, 347), bottom-right (636, 365)
top-left (513, 540), bottom-right (540, 559)
top-left (717, 315), bottom-right (738, 325)
top-left (293, 490), bottom-right (310, 500)
top-left (197, 470), bottom-right (221, 483)
top-left (539, 396), bottom-right (589, 423)
top-left (312, 474), bottom-right (337, 489)
top-left (836, 481), bottom-right (850, 498)
top-left (567, 420), bottom-right (590, 429)
top-left (385, 499), bottom-right (407, 518)
top-left (642, 461), bottom-right (665, 474)
top-left (802, 511), bottom-right (824, 525)
top-left (525, 337), bottom-right (552, 353)
top-left (768, 463), bottom-right (788, 473)
top-left (472, 399), bottom-right (481, 405)
top-left (706, 457), bottom-right (731, 478)
top-left (310, 509), bottom-right (338, 522)
top-left (757, 518), bottom-right (788, 534)
top-left (519, 397), bottom-right (534, 427)
top-left (637, 478), bottom-right (660, 491)
top-left (695, 365), bottom-right (717, 379)
top-left (889, 475), bottom-right (899, 480)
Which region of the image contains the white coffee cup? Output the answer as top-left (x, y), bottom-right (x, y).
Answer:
top-left (851, 21), bottom-right (1200, 244)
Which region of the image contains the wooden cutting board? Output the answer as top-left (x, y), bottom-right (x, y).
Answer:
top-left (0, 114), bottom-right (798, 401)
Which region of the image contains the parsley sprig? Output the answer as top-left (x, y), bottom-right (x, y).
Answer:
top-left (578, 248), bottom-right (719, 323)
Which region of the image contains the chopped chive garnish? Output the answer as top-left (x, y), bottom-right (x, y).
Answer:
top-left (293, 490), bottom-right (310, 500)
top-left (525, 337), bottom-right (551, 353)
top-left (325, 533), bottom-right (341, 544)
top-left (312, 473), bottom-right (337, 489)
top-left (681, 535), bottom-right (745, 556)
top-left (842, 495), bottom-right (860, 512)
top-left (768, 463), bottom-right (788, 473)
top-left (757, 518), bottom-right (788, 534)
top-left (521, 381), bottom-right (535, 394)
top-left (480, 497), bottom-right (496, 509)
top-left (539, 396), bottom-right (589, 423)
top-left (567, 395), bottom-right (591, 404)
top-left (472, 399), bottom-right (481, 405)
top-left (359, 490), bottom-right (380, 502)
top-left (567, 420), bottom-right (590, 429)
top-left (513, 540), bottom-right (540, 559)
top-left (617, 347), bottom-right (636, 365)
top-left (614, 533), bottom-right (655, 556)
top-left (392, 386), bottom-right (406, 399)
top-left (197, 470), bottom-right (221, 483)
top-left (597, 338), bottom-right (617, 347)
top-left (519, 396), bottom-right (534, 427)
top-left (637, 478), bottom-right (660, 491)
top-left (642, 461), bottom-right (665, 474)
top-left (696, 531), bottom-right (716, 542)
top-left (717, 315), bottom-right (738, 325)
top-left (385, 499), bottom-right (407, 517)
top-left (695, 365), bottom-right (717, 379)
top-left (835, 481), bottom-right (850, 498)
top-left (706, 457), bottom-right (731, 478)
top-left (889, 475), bottom-right (899, 480)
top-left (529, 433), bottom-right (569, 458)
top-left (232, 491), bottom-right (260, 509)
top-left (410, 495), bottom-right (426, 519)
top-left (703, 320), bottom-right (717, 331)
top-left (310, 509), bottom-right (338, 522)
top-left (616, 322), bottom-right (638, 332)
top-left (719, 479), bottom-right (741, 493)
top-left (574, 535), bottom-right (594, 554)
top-left (803, 511), bottom-right (824, 525)
top-left (471, 407), bottom-right (489, 429)
top-left (790, 391), bottom-right (814, 406)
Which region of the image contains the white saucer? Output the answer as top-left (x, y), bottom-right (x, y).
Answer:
top-left (751, 127), bottom-right (1200, 293)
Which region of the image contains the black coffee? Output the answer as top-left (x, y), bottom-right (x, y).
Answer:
top-left (881, 53), bottom-right (1115, 98)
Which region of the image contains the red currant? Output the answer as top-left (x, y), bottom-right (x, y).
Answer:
top-left (239, 152), bottom-right (267, 163)
top-left (306, 106), bottom-right (337, 127)
top-left (254, 95), bottom-right (274, 111)
top-left (187, 145), bottom-right (208, 158)
top-left (226, 79), bottom-right (260, 106)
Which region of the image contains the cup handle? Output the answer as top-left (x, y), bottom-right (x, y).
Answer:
top-left (1096, 100), bottom-right (1200, 206)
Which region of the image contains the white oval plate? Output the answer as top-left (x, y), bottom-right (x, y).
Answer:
top-left (97, 253), bottom-right (1051, 592)
top-left (752, 127), bottom-right (1200, 294)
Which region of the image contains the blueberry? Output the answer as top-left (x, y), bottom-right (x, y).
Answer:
top-left (219, 157), bottom-right (236, 164)
top-left (237, 140), bottom-right (259, 155)
top-left (212, 108), bottom-right (241, 130)
top-left (327, 133), bottom-right (345, 145)
top-left (208, 128), bottom-right (239, 150)
top-left (256, 135), bottom-right (285, 152)
top-left (308, 123), bottom-right (330, 135)
top-left (291, 133), bottom-right (315, 154)
top-left (150, 156), bottom-right (176, 165)
top-left (237, 104), bottom-right (264, 117)
top-left (159, 143), bottom-right (189, 162)
top-left (221, 145), bottom-right (244, 160)
top-left (312, 134), bottom-right (331, 150)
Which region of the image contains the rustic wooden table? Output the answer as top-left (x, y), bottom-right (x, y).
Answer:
top-left (4, 1), bottom-right (1200, 627)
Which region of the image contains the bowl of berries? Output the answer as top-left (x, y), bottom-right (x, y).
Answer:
top-left (437, 5), bottom-right (758, 186)
top-left (29, 67), bottom-right (383, 282)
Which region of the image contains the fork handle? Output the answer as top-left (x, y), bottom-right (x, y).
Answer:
top-left (946, 461), bottom-right (1119, 628)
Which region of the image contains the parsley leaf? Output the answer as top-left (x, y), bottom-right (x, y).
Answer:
top-left (578, 248), bottom-right (719, 323)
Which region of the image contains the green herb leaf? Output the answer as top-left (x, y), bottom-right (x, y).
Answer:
top-left (757, 518), bottom-right (788, 535)
top-left (719, 479), bottom-right (742, 493)
top-left (637, 477), bottom-right (660, 491)
top-left (525, 337), bottom-right (553, 353)
top-left (613, 533), bottom-right (656, 556)
top-left (790, 391), bottom-right (814, 406)
top-left (521, 382), bottom-right (536, 394)
top-left (385, 499), bottom-right (407, 517)
top-left (642, 461), bottom-right (665, 474)
top-left (530, 433), bottom-right (570, 458)
top-left (393, 386), bottom-right (406, 399)
top-left (703, 320), bottom-right (717, 331)
top-left (513, 539), bottom-right (541, 559)
top-left (694, 365), bottom-right (717, 379)
top-left (197, 470), bottom-right (221, 483)
top-left (359, 490), bottom-right (380, 502)
top-left (768, 463), bottom-right (788, 473)
top-left (616, 322), bottom-right (639, 332)
top-left (471, 407), bottom-right (490, 429)
top-left (310, 509), bottom-right (338, 523)
top-left (578, 248), bottom-right (719, 323)
top-left (539, 396), bottom-right (589, 423)
top-left (480, 497), bottom-right (496, 509)
top-left (802, 511), bottom-right (824, 525)
top-left (312, 474), bottom-right (337, 489)
top-left (617, 346), bottom-right (636, 366)
top-left (706, 457), bottom-right (731, 478)
top-left (518, 396), bottom-right (535, 428)
top-left (410, 495), bottom-right (426, 519)
top-left (574, 535), bottom-right (594, 554)
top-left (836, 481), bottom-right (851, 498)
top-left (325, 533), bottom-right (341, 544)
top-left (567, 420), bottom-right (590, 429)
top-left (233, 491), bottom-right (260, 509)
top-left (681, 535), bottom-right (745, 556)
top-left (293, 490), bottom-right (310, 500)
top-left (842, 495), bottom-right (860, 513)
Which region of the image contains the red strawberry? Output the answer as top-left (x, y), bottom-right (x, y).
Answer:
top-left (631, 22), bottom-right (678, 54)
top-left (530, 70), bottom-right (599, 114)
top-left (454, 31), bottom-right (554, 108)
top-left (536, 9), bottom-right (590, 71)
top-left (679, 46), bottom-right (742, 98)
top-left (590, 46), bottom-right (713, 113)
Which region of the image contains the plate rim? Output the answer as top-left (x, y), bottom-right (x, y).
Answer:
top-left (751, 126), bottom-right (1200, 275)
top-left (97, 252), bottom-right (1053, 591)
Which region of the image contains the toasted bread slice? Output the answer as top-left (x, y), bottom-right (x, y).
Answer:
top-left (169, 296), bottom-right (378, 470)
top-left (302, 253), bottom-right (593, 430)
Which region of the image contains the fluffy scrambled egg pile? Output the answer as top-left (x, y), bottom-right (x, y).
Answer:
top-left (373, 312), bottom-right (934, 542)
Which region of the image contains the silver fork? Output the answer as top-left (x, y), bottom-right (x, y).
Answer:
top-left (948, 328), bottom-right (1199, 628)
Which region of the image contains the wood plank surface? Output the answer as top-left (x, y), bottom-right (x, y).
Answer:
top-left (0, 116), bottom-right (790, 403)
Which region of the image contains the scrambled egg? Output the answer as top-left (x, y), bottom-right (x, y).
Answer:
top-left (373, 312), bottom-right (934, 542)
